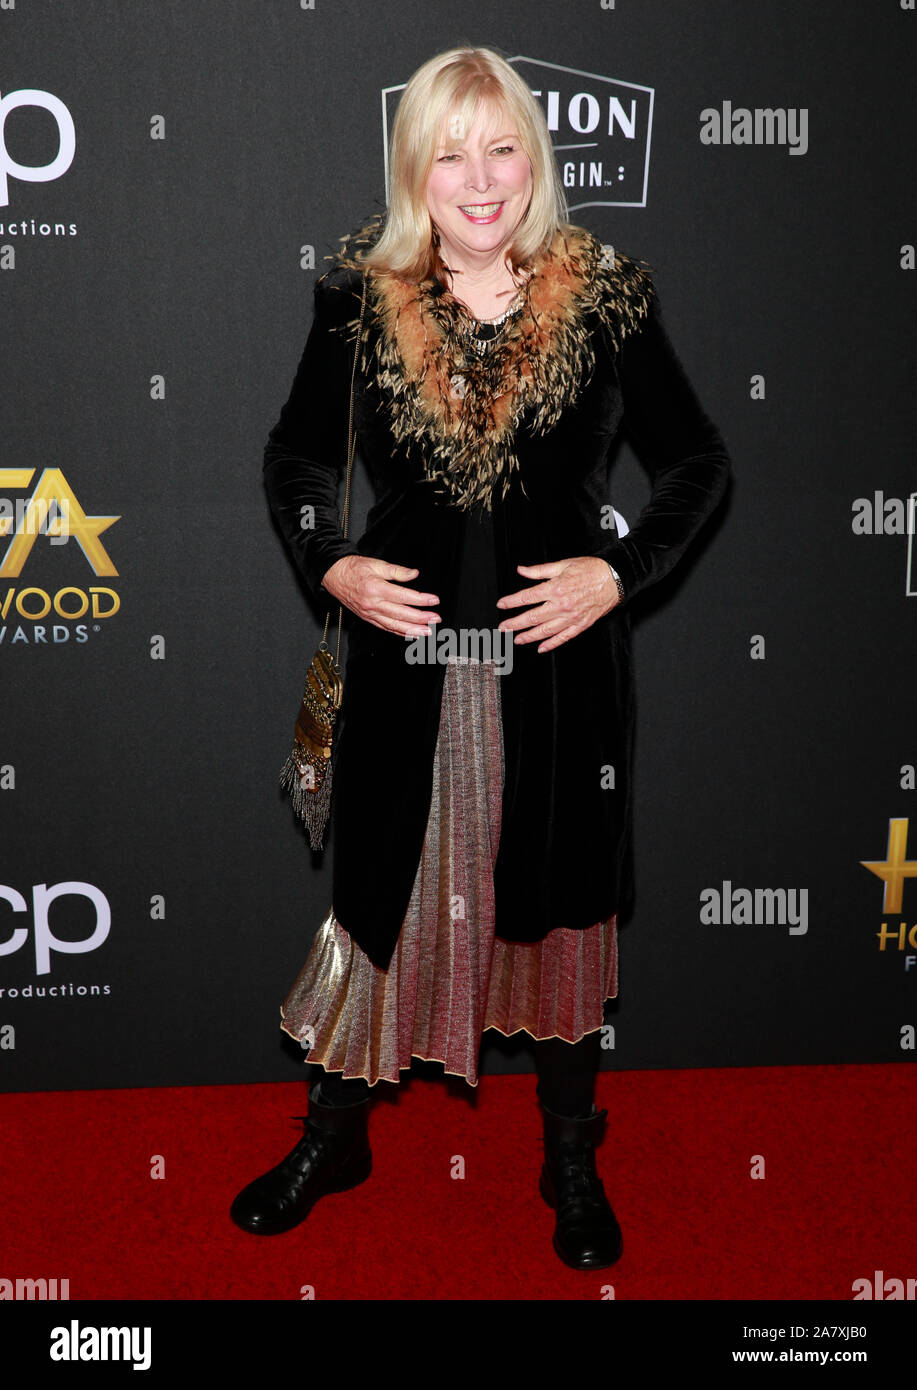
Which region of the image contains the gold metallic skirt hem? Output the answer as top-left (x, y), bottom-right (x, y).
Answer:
top-left (280, 658), bottom-right (618, 1088)
top-left (279, 996), bottom-right (619, 1090)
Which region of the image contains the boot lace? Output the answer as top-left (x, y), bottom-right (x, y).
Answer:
top-left (546, 1139), bottom-right (609, 1214)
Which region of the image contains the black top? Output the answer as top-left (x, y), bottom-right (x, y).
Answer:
top-left (452, 500), bottom-right (499, 630)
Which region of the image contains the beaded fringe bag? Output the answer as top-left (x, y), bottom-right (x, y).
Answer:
top-left (279, 272), bottom-right (367, 850)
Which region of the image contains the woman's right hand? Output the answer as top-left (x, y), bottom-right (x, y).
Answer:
top-left (321, 555), bottom-right (441, 637)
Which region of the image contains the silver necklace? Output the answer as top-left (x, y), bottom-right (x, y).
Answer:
top-left (468, 285), bottom-right (526, 327)
top-left (449, 295), bottom-right (525, 399)
top-left (444, 273), bottom-right (528, 398)
top-left (460, 286), bottom-right (526, 360)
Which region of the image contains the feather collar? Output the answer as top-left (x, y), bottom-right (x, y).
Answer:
top-left (326, 213), bottom-right (656, 510)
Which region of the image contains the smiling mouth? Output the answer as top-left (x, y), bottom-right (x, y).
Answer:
top-left (458, 202), bottom-right (503, 217)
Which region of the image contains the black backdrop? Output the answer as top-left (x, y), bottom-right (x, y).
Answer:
top-left (2, 0), bottom-right (915, 1094)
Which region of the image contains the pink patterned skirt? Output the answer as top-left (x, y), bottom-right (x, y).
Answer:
top-left (279, 655), bottom-right (618, 1087)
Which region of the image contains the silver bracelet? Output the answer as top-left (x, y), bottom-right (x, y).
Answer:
top-left (606, 562), bottom-right (625, 605)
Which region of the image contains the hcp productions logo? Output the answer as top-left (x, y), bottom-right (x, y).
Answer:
top-left (861, 817), bottom-right (917, 971)
top-left (382, 56), bottom-right (654, 211)
top-left (0, 468), bottom-right (120, 646)
top-left (0, 86), bottom-right (76, 215)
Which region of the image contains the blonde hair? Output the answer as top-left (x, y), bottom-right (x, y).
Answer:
top-left (359, 45), bottom-right (569, 282)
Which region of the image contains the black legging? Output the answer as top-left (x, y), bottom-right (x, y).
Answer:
top-left (314, 1028), bottom-right (603, 1118)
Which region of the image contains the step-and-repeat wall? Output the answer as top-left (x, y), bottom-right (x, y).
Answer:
top-left (2, 1), bottom-right (915, 1093)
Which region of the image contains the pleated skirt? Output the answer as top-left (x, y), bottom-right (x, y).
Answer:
top-left (279, 655), bottom-right (618, 1087)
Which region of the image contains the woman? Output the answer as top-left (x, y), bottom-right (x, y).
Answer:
top-left (232, 45), bottom-right (731, 1271)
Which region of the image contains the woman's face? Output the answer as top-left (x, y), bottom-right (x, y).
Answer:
top-left (425, 105), bottom-right (533, 266)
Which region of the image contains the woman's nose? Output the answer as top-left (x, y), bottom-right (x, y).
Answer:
top-left (465, 158), bottom-right (493, 191)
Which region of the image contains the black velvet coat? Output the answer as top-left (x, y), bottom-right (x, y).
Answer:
top-left (263, 221), bottom-right (731, 972)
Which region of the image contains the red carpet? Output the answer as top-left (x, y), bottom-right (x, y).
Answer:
top-left (3, 1063), bottom-right (913, 1301)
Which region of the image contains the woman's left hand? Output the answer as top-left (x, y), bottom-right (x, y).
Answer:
top-left (496, 557), bottom-right (620, 653)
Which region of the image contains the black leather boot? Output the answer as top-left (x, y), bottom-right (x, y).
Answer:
top-left (230, 1080), bottom-right (372, 1236)
top-left (538, 1102), bottom-right (623, 1270)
